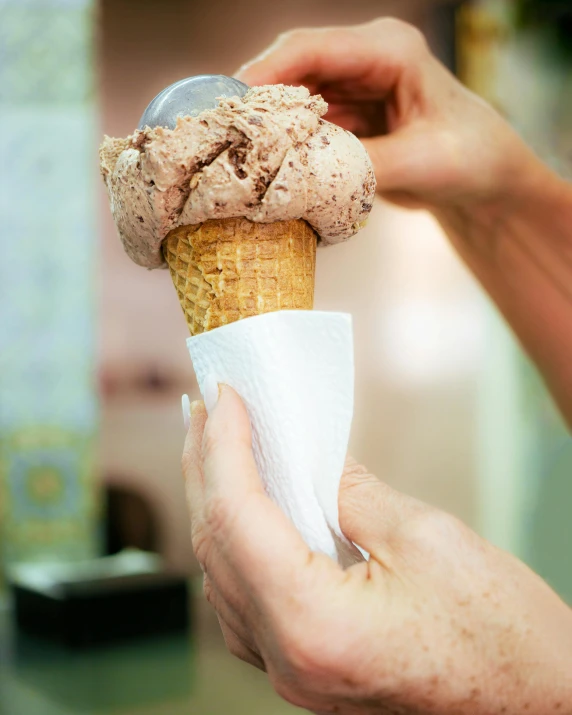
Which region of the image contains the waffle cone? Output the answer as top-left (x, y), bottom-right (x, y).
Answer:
top-left (162, 217), bottom-right (317, 335)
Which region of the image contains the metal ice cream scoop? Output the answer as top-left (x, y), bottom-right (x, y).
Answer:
top-left (138, 74), bottom-right (249, 130)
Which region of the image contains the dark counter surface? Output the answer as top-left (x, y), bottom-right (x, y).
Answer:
top-left (0, 583), bottom-right (297, 715)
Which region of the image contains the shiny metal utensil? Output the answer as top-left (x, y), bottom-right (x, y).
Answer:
top-left (138, 75), bottom-right (249, 130)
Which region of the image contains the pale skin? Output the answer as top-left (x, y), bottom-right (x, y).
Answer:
top-left (183, 18), bottom-right (572, 715)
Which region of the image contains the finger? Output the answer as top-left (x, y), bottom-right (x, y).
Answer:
top-left (201, 384), bottom-right (263, 500)
top-left (217, 615), bottom-right (266, 671)
top-left (361, 134), bottom-right (407, 190)
top-left (235, 23), bottom-right (405, 96)
top-left (361, 126), bottom-right (431, 194)
top-left (203, 575), bottom-right (260, 655)
top-left (202, 385), bottom-right (341, 607)
top-left (339, 457), bottom-right (426, 558)
top-left (182, 400), bottom-right (208, 526)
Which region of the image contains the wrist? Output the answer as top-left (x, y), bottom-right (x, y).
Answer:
top-left (435, 156), bottom-right (572, 426)
top-left (435, 157), bottom-right (572, 278)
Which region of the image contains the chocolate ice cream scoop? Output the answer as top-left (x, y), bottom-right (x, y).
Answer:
top-left (139, 75), bottom-right (249, 130)
top-left (101, 83), bottom-right (376, 269)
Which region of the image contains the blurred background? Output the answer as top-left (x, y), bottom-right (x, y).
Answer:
top-left (1, 0), bottom-right (571, 713)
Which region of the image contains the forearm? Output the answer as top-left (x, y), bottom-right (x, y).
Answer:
top-left (438, 165), bottom-right (572, 427)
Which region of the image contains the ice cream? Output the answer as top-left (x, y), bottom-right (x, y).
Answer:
top-left (100, 82), bottom-right (375, 334)
top-left (100, 84), bottom-right (375, 270)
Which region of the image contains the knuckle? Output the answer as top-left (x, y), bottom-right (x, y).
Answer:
top-left (191, 494), bottom-right (235, 570)
top-left (221, 629), bottom-right (256, 666)
top-left (340, 459), bottom-right (377, 493)
top-left (204, 494), bottom-right (232, 539)
top-left (372, 16), bottom-right (407, 31)
top-left (401, 24), bottom-right (428, 55)
top-left (227, 641), bottom-right (244, 660)
top-left (343, 455), bottom-right (369, 478)
top-left (271, 676), bottom-right (311, 710)
top-left (202, 576), bottom-right (215, 606)
top-left (190, 520), bottom-right (210, 569)
top-left (277, 26), bottom-right (313, 46)
top-left (270, 613), bottom-right (347, 708)
top-left (279, 627), bottom-right (327, 682)
top-left (374, 18), bottom-right (428, 55)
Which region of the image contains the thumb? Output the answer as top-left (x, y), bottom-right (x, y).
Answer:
top-left (200, 384), bottom-right (330, 610)
top-left (202, 383), bottom-right (264, 499)
top-left (338, 458), bottom-right (426, 557)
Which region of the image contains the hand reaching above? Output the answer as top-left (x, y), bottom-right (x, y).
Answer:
top-left (236, 18), bottom-right (546, 215)
top-left (238, 18), bottom-right (572, 428)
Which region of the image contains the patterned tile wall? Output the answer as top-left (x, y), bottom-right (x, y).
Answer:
top-left (0, 0), bottom-right (99, 569)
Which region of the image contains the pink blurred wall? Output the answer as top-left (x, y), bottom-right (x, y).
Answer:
top-left (97, 0), bottom-right (481, 573)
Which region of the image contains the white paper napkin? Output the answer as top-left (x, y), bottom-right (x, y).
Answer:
top-left (187, 310), bottom-right (361, 566)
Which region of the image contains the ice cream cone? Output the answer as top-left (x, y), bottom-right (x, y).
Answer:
top-left (162, 217), bottom-right (317, 335)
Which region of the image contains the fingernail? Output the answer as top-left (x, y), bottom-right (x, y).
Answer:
top-left (203, 373), bottom-right (220, 416)
top-left (182, 394), bottom-right (191, 431)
